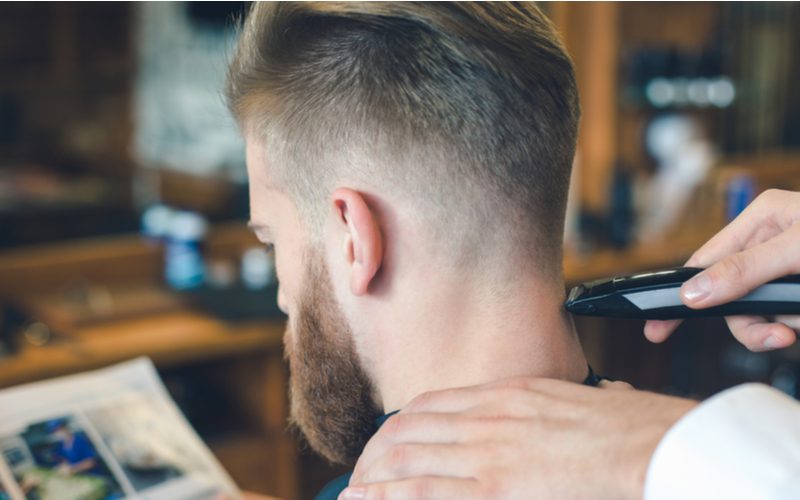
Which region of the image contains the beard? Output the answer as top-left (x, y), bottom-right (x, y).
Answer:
top-left (284, 250), bottom-right (382, 465)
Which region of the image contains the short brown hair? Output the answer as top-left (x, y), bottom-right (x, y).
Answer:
top-left (227, 2), bottom-right (579, 271)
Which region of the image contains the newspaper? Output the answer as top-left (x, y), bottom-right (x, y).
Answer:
top-left (0, 358), bottom-right (241, 500)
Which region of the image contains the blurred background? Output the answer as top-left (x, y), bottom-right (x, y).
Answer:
top-left (0, 2), bottom-right (799, 498)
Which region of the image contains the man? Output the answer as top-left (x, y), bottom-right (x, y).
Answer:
top-left (226, 2), bottom-right (602, 497)
top-left (46, 419), bottom-right (100, 477)
top-left (346, 188), bottom-right (800, 499)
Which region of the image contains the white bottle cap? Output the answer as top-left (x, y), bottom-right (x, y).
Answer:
top-left (141, 204), bottom-right (174, 239)
top-left (169, 211), bottom-right (208, 241)
top-left (241, 246), bottom-right (275, 290)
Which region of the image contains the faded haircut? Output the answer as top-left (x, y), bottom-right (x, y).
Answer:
top-left (227, 2), bottom-right (579, 272)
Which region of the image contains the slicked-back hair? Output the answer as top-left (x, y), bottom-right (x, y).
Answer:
top-left (227, 2), bottom-right (580, 273)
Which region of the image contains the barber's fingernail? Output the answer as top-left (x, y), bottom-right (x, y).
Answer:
top-left (339, 487), bottom-right (366, 500)
top-left (763, 335), bottom-right (782, 350)
top-left (682, 274), bottom-right (712, 303)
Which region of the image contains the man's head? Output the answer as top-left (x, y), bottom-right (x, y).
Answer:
top-left (46, 418), bottom-right (71, 441)
top-left (228, 2), bottom-right (580, 465)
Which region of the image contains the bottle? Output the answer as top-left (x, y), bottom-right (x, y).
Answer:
top-left (240, 246), bottom-right (276, 291)
top-left (164, 211), bottom-right (208, 290)
top-left (140, 204), bottom-right (174, 243)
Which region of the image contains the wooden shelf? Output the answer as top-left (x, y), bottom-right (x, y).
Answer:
top-left (564, 211), bottom-right (719, 284)
top-left (0, 223), bottom-right (284, 388)
top-left (0, 311), bottom-right (284, 389)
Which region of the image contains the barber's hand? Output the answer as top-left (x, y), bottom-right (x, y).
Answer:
top-left (217, 492), bottom-right (281, 500)
top-left (342, 378), bottom-right (695, 500)
top-left (645, 189), bottom-right (800, 351)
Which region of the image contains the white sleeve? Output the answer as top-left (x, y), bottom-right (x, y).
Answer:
top-left (644, 383), bottom-right (800, 500)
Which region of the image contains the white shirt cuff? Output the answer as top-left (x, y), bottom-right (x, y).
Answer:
top-left (644, 383), bottom-right (800, 500)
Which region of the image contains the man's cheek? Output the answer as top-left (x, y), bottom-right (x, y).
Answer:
top-left (282, 323), bottom-right (296, 363)
top-left (277, 285), bottom-right (289, 314)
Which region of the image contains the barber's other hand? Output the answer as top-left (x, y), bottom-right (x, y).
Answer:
top-left (216, 492), bottom-right (281, 500)
top-left (342, 377), bottom-right (695, 500)
top-left (645, 189), bottom-right (800, 351)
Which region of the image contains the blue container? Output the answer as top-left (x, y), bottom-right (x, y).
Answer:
top-left (726, 174), bottom-right (755, 222)
top-left (164, 211), bottom-right (207, 290)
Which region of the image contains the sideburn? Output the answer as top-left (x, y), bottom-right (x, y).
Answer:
top-left (285, 255), bottom-right (382, 465)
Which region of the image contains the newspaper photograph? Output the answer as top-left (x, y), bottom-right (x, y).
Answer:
top-left (0, 358), bottom-right (240, 500)
top-left (1, 414), bottom-right (126, 500)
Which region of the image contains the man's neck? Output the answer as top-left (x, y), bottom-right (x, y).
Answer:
top-left (368, 272), bottom-right (588, 413)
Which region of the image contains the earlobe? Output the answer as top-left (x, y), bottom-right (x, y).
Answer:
top-left (331, 188), bottom-right (384, 296)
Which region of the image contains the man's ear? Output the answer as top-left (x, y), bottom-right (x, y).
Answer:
top-left (330, 188), bottom-right (384, 296)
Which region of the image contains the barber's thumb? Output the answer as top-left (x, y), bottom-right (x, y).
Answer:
top-left (599, 380), bottom-right (634, 391)
top-left (681, 255), bottom-right (754, 308)
top-left (681, 271), bottom-right (714, 307)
